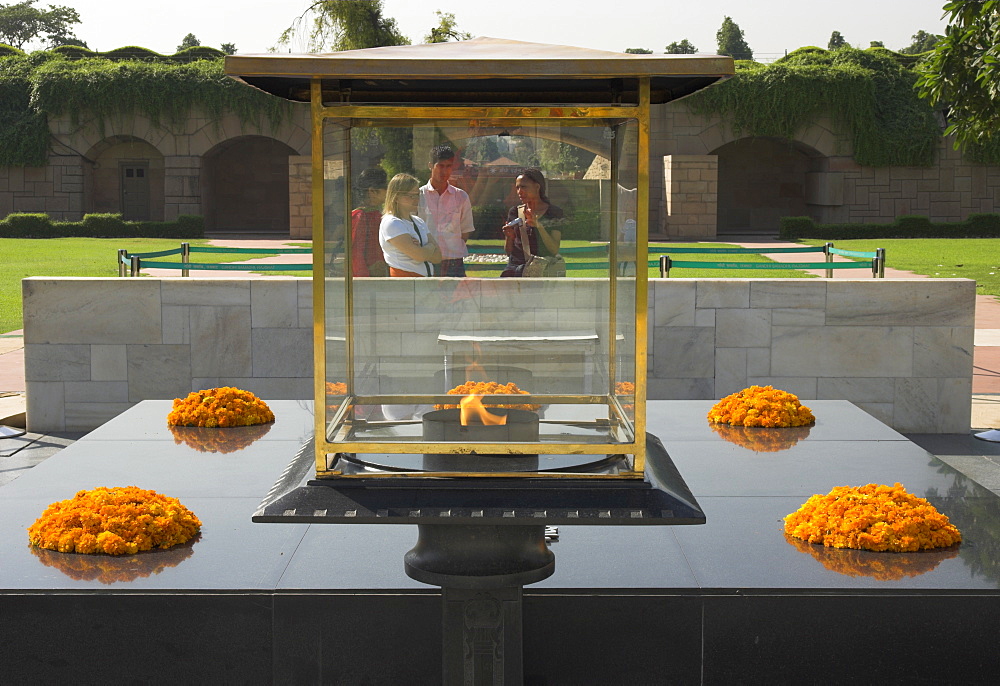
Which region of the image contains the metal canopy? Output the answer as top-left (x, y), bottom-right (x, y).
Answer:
top-left (225, 36), bottom-right (733, 106)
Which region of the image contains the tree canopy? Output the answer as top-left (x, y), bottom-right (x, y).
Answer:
top-left (177, 33), bottom-right (200, 52)
top-left (716, 16), bottom-right (752, 60)
top-left (827, 31), bottom-right (849, 50)
top-left (625, 47), bottom-right (653, 54)
top-left (0, 0), bottom-right (80, 50)
top-left (276, 0), bottom-right (409, 52)
top-left (917, 0), bottom-right (1000, 148)
top-left (899, 29), bottom-right (941, 54)
top-left (665, 39), bottom-right (697, 54)
top-left (424, 10), bottom-right (471, 43)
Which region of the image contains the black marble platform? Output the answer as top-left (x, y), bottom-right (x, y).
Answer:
top-left (2, 400), bottom-right (1000, 685)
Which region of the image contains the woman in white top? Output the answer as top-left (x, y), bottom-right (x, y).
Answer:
top-left (379, 173), bottom-right (441, 277)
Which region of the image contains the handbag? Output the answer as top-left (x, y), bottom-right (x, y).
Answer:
top-left (518, 213), bottom-right (566, 278)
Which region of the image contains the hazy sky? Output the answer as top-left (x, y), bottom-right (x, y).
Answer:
top-left (50, 1), bottom-right (950, 58)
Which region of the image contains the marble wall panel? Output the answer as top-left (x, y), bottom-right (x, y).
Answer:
top-left (189, 306), bottom-right (252, 377)
top-left (26, 381), bottom-right (65, 431)
top-left (817, 377), bottom-right (895, 404)
top-left (64, 381), bottom-right (128, 403)
top-left (252, 328), bottom-right (312, 378)
top-left (749, 281), bottom-right (827, 309)
top-left (826, 279), bottom-right (974, 327)
top-left (217, 378), bottom-right (311, 400)
top-left (64, 402), bottom-right (134, 431)
top-left (126, 344), bottom-right (192, 402)
top-left (746, 348), bottom-right (771, 376)
top-left (715, 309), bottom-right (771, 348)
top-left (91, 344), bottom-right (128, 381)
top-left (653, 327), bottom-right (715, 379)
top-left (771, 308), bottom-right (825, 327)
top-left (160, 280), bottom-right (250, 307)
top-left (161, 306), bottom-right (190, 345)
top-left (747, 376), bottom-right (818, 399)
top-left (714, 348), bottom-right (748, 397)
top-left (24, 344), bottom-right (90, 382)
top-left (912, 327), bottom-right (974, 378)
top-left (251, 280), bottom-right (299, 328)
top-left (652, 280), bottom-right (697, 327)
top-left (647, 377), bottom-right (714, 400)
top-left (770, 326), bottom-right (913, 378)
top-left (696, 281), bottom-right (749, 309)
top-left (23, 278), bottom-right (161, 344)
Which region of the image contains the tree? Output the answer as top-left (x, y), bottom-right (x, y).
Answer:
top-left (827, 31), bottom-right (849, 49)
top-left (47, 33), bottom-right (86, 49)
top-left (177, 33), bottom-right (200, 51)
top-left (0, 0), bottom-right (80, 50)
top-left (625, 47), bottom-right (653, 54)
top-left (917, 0), bottom-right (1000, 148)
top-left (899, 29), bottom-right (941, 54)
top-left (424, 10), bottom-right (471, 43)
top-left (276, 0), bottom-right (409, 52)
top-left (665, 39), bottom-right (697, 54)
top-left (716, 16), bottom-right (752, 60)
top-left (220, 42), bottom-right (237, 55)
top-left (869, 40), bottom-right (884, 48)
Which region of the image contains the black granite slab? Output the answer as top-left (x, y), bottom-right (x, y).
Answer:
top-left (2, 399), bottom-right (1000, 685)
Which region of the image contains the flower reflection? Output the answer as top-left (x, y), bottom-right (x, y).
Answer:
top-left (785, 534), bottom-right (958, 580)
top-left (709, 423), bottom-right (811, 452)
top-left (169, 423), bottom-right (271, 454)
top-left (30, 536), bottom-right (198, 584)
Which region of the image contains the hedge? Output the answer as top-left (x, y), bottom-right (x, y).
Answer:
top-left (779, 214), bottom-right (1000, 239)
top-left (0, 213), bottom-right (204, 238)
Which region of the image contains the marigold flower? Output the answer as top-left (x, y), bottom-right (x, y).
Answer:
top-left (166, 387), bottom-right (274, 427)
top-left (169, 423), bottom-right (271, 453)
top-left (784, 483), bottom-right (962, 553)
top-left (707, 385), bottom-right (815, 428)
top-left (27, 487), bottom-right (202, 556)
top-left (434, 381), bottom-right (540, 411)
top-left (710, 423), bottom-right (811, 452)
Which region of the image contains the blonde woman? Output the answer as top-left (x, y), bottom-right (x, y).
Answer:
top-left (379, 173), bottom-right (441, 277)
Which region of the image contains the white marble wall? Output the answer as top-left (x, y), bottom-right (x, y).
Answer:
top-left (23, 277), bottom-right (975, 433)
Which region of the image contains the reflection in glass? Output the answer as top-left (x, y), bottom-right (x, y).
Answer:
top-left (785, 535), bottom-right (958, 580)
top-left (30, 537), bottom-right (198, 584)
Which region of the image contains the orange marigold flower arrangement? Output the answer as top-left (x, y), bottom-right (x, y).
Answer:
top-left (169, 423), bottom-right (271, 454)
top-left (31, 540), bottom-right (196, 583)
top-left (784, 534), bottom-right (957, 580)
top-left (27, 486), bottom-right (202, 556)
top-left (434, 381), bottom-right (540, 411)
top-left (326, 382), bottom-right (347, 396)
top-left (710, 423), bottom-right (811, 453)
top-left (784, 482), bottom-right (962, 553)
top-left (167, 387), bottom-right (274, 428)
top-left (707, 385), bottom-right (814, 428)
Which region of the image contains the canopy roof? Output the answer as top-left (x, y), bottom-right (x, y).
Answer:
top-left (225, 37), bottom-right (733, 106)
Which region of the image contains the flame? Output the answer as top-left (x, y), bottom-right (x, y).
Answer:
top-left (464, 343), bottom-right (488, 383)
top-left (459, 394), bottom-right (508, 426)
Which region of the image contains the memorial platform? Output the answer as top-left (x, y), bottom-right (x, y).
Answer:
top-left (2, 400), bottom-right (999, 684)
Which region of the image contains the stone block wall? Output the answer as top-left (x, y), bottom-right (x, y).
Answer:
top-left (22, 277), bottom-right (974, 433)
top-left (663, 155), bottom-right (718, 237)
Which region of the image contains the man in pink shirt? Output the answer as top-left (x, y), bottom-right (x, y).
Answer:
top-left (419, 145), bottom-right (475, 277)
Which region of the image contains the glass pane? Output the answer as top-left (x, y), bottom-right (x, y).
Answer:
top-left (323, 118), bottom-right (640, 459)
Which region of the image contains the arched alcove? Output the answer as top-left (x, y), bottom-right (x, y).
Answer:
top-left (711, 137), bottom-right (825, 234)
top-left (84, 136), bottom-right (165, 221)
top-left (203, 136), bottom-right (297, 233)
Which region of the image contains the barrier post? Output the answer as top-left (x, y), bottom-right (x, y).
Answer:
top-left (876, 247), bottom-right (886, 278)
top-left (117, 249), bottom-right (128, 277)
top-left (824, 242), bottom-right (833, 278)
top-left (130, 255), bottom-right (140, 277)
top-left (181, 242), bottom-right (190, 277)
top-left (659, 255), bottom-right (671, 278)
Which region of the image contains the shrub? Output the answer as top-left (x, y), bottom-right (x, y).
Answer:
top-left (100, 46), bottom-right (163, 61)
top-left (171, 46), bottom-right (225, 62)
top-left (0, 213), bottom-right (204, 238)
top-left (0, 43), bottom-right (25, 58)
top-left (779, 213), bottom-right (1000, 239)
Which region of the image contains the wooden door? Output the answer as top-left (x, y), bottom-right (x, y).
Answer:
top-left (120, 162), bottom-right (150, 221)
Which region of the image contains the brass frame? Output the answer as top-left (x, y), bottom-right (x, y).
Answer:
top-left (312, 78), bottom-right (652, 480)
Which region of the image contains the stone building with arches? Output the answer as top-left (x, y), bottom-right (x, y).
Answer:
top-left (1, 96), bottom-right (997, 239)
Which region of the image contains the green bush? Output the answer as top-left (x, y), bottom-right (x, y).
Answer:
top-left (779, 214), bottom-right (1000, 239)
top-left (0, 213), bottom-right (204, 238)
top-left (171, 46), bottom-right (225, 62)
top-left (100, 46), bottom-right (163, 61)
top-left (564, 209), bottom-right (602, 241)
top-left (0, 43), bottom-right (24, 57)
top-left (50, 45), bottom-right (97, 59)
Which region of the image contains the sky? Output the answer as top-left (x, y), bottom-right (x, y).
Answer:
top-left (41, 1), bottom-right (950, 58)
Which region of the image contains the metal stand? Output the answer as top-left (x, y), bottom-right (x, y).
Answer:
top-left (405, 525), bottom-right (553, 685)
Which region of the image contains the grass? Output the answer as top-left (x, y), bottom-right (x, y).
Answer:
top-left (0, 238), bottom-right (249, 333)
top-left (800, 238), bottom-right (1000, 298)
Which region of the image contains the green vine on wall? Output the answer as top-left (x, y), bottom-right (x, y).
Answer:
top-left (0, 48), bottom-right (294, 167)
top-left (685, 47), bottom-right (948, 167)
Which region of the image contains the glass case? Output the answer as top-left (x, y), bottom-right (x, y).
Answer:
top-left (224, 38), bottom-right (733, 481)
top-left (321, 116), bottom-right (643, 477)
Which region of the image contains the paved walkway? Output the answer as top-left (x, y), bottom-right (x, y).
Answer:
top-left (2, 235), bottom-right (999, 428)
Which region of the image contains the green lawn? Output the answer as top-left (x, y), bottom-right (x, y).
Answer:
top-left (800, 238), bottom-right (1000, 298)
top-left (0, 238), bottom-right (249, 333)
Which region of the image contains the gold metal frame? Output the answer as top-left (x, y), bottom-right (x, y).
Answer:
top-left (312, 78), bottom-right (652, 480)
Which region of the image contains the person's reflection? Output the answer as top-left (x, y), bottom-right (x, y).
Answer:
top-left (351, 168), bottom-right (388, 277)
top-left (500, 168), bottom-right (564, 277)
top-left (379, 173), bottom-right (441, 277)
